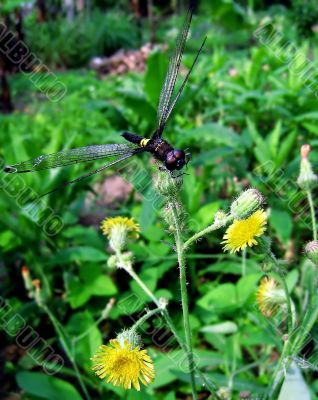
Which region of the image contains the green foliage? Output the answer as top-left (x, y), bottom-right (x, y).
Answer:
top-left (24, 10), bottom-right (138, 68)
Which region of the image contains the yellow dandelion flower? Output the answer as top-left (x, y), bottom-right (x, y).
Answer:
top-left (92, 339), bottom-right (155, 391)
top-left (256, 277), bottom-right (286, 317)
top-left (101, 217), bottom-right (140, 251)
top-left (222, 209), bottom-right (267, 253)
top-left (101, 216), bottom-right (139, 238)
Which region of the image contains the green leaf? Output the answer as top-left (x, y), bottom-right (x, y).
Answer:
top-left (49, 247), bottom-right (107, 265)
top-left (197, 283), bottom-right (237, 313)
top-left (16, 372), bottom-right (82, 400)
top-left (247, 118), bottom-right (271, 165)
top-left (182, 123), bottom-right (245, 148)
top-left (200, 321), bottom-right (238, 334)
top-left (268, 120), bottom-right (282, 159)
top-left (276, 129), bottom-right (297, 167)
top-left (270, 209), bottom-right (293, 244)
top-left (236, 273), bottom-right (261, 304)
top-left (192, 202), bottom-right (220, 230)
top-left (64, 272), bottom-right (117, 308)
top-left (90, 275), bottom-right (118, 296)
top-left (66, 311), bottom-right (102, 370)
top-left (301, 122), bottom-right (318, 136)
top-left (286, 269), bottom-right (299, 293)
top-left (294, 112), bottom-right (318, 122)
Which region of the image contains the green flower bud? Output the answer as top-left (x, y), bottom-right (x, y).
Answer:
top-left (33, 279), bottom-right (45, 307)
top-left (107, 255), bottom-right (118, 270)
top-left (297, 144), bottom-right (318, 190)
top-left (214, 210), bottom-right (228, 226)
top-left (117, 329), bottom-right (142, 349)
top-left (21, 266), bottom-right (34, 296)
top-left (159, 297), bottom-right (169, 309)
top-left (305, 240), bottom-right (318, 265)
top-left (217, 387), bottom-right (231, 400)
top-left (121, 251), bottom-right (134, 264)
top-left (153, 169), bottom-right (183, 198)
top-left (230, 189), bottom-right (264, 220)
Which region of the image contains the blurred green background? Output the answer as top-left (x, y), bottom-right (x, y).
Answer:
top-left (1, 0), bottom-right (318, 399)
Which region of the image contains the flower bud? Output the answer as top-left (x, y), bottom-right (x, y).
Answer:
top-left (107, 255), bottom-right (118, 270)
top-left (116, 329), bottom-right (142, 349)
top-left (21, 266), bottom-right (34, 294)
top-left (256, 277), bottom-right (286, 317)
top-left (297, 144), bottom-right (318, 190)
top-left (32, 279), bottom-right (45, 307)
top-left (230, 189), bottom-right (264, 220)
top-left (214, 210), bottom-right (228, 227)
top-left (153, 169), bottom-right (183, 198)
top-left (217, 387), bottom-right (231, 400)
top-left (121, 252), bottom-right (134, 264)
top-left (305, 240), bottom-right (318, 265)
top-left (159, 297), bottom-right (169, 309)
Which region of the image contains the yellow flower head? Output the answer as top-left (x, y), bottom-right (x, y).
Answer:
top-left (91, 339), bottom-right (155, 391)
top-left (256, 277), bottom-right (286, 317)
top-left (101, 216), bottom-right (140, 251)
top-left (101, 216), bottom-right (139, 238)
top-left (222, 209), bottom-right (267, 253)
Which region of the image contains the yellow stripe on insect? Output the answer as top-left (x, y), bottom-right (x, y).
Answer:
top-left (140, 138), bottom-right (150, 147)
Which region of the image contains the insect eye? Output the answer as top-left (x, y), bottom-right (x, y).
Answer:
top-left (173, 149), bottom-right (185, 160)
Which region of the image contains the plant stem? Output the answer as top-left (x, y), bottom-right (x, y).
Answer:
top-left (265, 337), bottom-right (290, 399)
top-left (42, 305), bottom-right (91, 400)
top-left (242, 248), bottom-right (247, 276)
top-left (126, 267), bottom-right (161, 307)
top-left (307, 190), bottom-right (317, 240)
top-left (132, 307), bottom-right (163, 330)
top-left (72, 298), bottom-right (115, 345)
top-left (265, 254), bottom-right (299, 399)
top-left (269, 254), bottom-right (294, 333)
top-left (171, 202), bottom-right (198, 400)
top-left (183, 216), bottom-right (233, 252)
top-left (122, 263), bottom-right (219, 396)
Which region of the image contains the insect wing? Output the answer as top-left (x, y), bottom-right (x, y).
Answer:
top-left (163, 36), bottom-right (207, 125)
top-left (37, 151), bottom-right (143, 199)
top-left (156, 7), bottom-right (193, 135)
top-left (4, 143), bottom-right (138, 173)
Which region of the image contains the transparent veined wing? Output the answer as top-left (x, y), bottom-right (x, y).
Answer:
top-left (37, 151), bottom-right (142, 199)
top-left (162, 36), bottom-right (207, 125)
top-left (4, 143), bottom-right (139, 173)
top-left (156, 7), bottom-right (193, 134)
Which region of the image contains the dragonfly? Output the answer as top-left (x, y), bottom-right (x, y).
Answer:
top-left (4, 5), bottom-right (206, 197)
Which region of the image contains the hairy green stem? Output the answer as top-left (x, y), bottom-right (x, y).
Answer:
top-left (270, 254), bottom-right (294, 333)
top-left (183, 216), bottom-right (233, 252)
top-left (123, 262), bottom-right (219, 396)
top-left (307, 190), bottom-right (317, 241)
top-left (170, 202), bottom-right (198, 400)
top-left (265, 254), bottom-right (296, 398)
top-left (132, 307), bottom-right (163, 331)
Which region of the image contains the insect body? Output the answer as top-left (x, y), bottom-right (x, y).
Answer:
top-left (3, 5), bottom-right (206, 197)
top-left (122, 131), bottom-right (186, 171)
